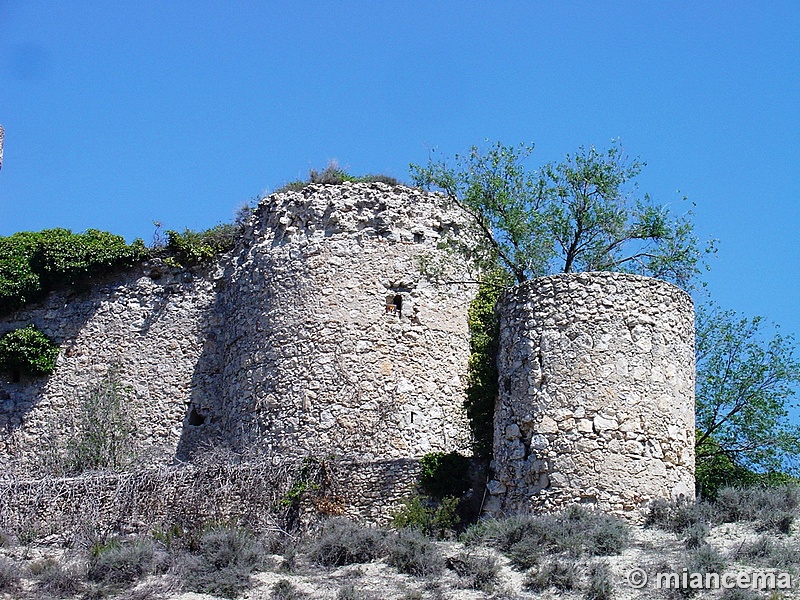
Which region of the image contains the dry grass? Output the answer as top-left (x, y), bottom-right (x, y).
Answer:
top-left (0, 489), bottom-right (797, 599)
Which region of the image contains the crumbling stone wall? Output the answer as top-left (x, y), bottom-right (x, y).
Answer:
top-left (488, 272), bottom-right (695, 520)
top-left (0, 184), bottom-right (698, 526)
top-left (0, 265), bottom-right (218, 478)
top-left (0, 457), bottom-right (421, 538)
top-left (179, 182), bottom-right (475, 460)
top-left (0, 182), bottom-right (475, 501)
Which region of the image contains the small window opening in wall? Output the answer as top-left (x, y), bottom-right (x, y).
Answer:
top-left (413, 232), bottom-right (424, 243)
top-left (188, 406), bottom-right (206, 426)
top-left (385, 294), bottom-right (403, 318)
top-left (410, 411), bottom-right (416, 424)
top-left (11, 369), bottom-right (20, 383)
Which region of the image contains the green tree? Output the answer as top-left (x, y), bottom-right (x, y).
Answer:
top-left (410, 140), bottom-right (711, 288)
top-left (695, 303), bottom-right (800, 486)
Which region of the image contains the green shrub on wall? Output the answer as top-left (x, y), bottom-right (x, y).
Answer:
top-left (465, 270), bottom-right (512, 456)
top-left (0, 325), bottom-right (59, 376)
top-left (65, 364), bottom-right (137, 473)
top-left (0, 228), bottom-right (147, 313)
top-left (165, 225), bottom-right (238, 267)
top-left (391, 494), bottom-right (461, 539)
top-left (273, 163), bottom-right (401, 193)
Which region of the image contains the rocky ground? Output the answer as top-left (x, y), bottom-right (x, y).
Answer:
top-left (1, 488), bottom-right (799, 600)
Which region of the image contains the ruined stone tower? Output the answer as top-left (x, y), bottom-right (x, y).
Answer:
top-left (181, 182), bottom-right (475, 460)
top-left (487, 272), bottom-right (695, 519)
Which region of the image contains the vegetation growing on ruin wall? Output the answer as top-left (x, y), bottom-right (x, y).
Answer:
top-left (465, 271), bottom-right (511, 457)
top-left (0, 324), bottom-right (59, 376)
top-left (274, 162), bottom-right (400, 193)
top-left (0, 228), bottom-right (147, 313)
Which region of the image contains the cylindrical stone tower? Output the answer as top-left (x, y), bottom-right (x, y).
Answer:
top-left (189, 182), bottom-right (474, 460)
top-left (488, 272), bottom-right (695, 519)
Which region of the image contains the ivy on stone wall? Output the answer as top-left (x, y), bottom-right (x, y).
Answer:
top-left (465, 270), bottom-right (513, 457)
top-left (0, 324), bottom-right (59, 376)
top-left (0, 228), bottom-right (148, 314)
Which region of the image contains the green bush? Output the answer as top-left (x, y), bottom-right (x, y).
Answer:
top-left (0, 556), bottom-right (21, 593)
top-left (30, 557), bottom-right (84, 596)
top-left (0, 228), bottom-right (147, 313)
top-left (87, 537), bottom-right (156, 588)
top-left (523, 558), bottom-right (580, 592)
top-left (391, 495), bottom-right (461, 539)
top-left (165, 224), bottom-right (238, 267)
top-left (337, 584), bottom-right (379, 600)
top-left (0, 232), bottom-right (41, 310)
top-left (447, 552), bottom-right (500, 592)
top-left (461, 514), bottom-right (535, 551)
top-left (273, 180), bottom-right (307, 193)
top-left (0, 324), bottom-right (59, 376)
top-left (65, 365), bottom-right (136, 473)
top-left (712, 485), bottom-right (800, 532)
top-left (179, 525), bottom-right (265, 599)
top-left (683, 522), bottom-right (710, 549)
top-left (419, 451), bottom-right (471, 500)
top-left (194, 525), bottom-right (263, 571)
top-left (271, 579), bottom-right (308, 599)
top-left (685, 543), bottom-right (726, 577)
top-left (736, 535), bottom-right (798, 568)
top-left (464, 507), bottom-right (628, 570)
top-left (309, 163), bottom-right (400, 186)
top-left (645, 497), bottom-right (712, 535)
top-left (587, 561), bottom-right (614, 600)
top-left (273, 163), bottom-right (401, 193)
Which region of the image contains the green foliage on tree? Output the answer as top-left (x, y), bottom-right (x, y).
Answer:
top-left (412, 139), bottom-right (798, 492)
top-left (0, 325), bottom-right (59, 376)
top-left (695, 435), bottom-right (800, 499)
top-left (0, 228), bottom-right (147, 313)
top-left (412, 139), bottom-right (714, 460)
top-left (695, 303), bottom-right (800, 485)
top-left (411, 139), bottom-right (712, 288)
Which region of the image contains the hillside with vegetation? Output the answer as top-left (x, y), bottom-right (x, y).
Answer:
top-left (1, 487), bottom-right (800, 599)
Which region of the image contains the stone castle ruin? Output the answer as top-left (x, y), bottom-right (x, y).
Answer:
top-left (489, 272), bottom-right (695, 516)
top-left (0, 182), bottom-right (695, 525)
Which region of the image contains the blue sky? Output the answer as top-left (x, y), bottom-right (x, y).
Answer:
top-left (1, 1), bottom-right (799, 343)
